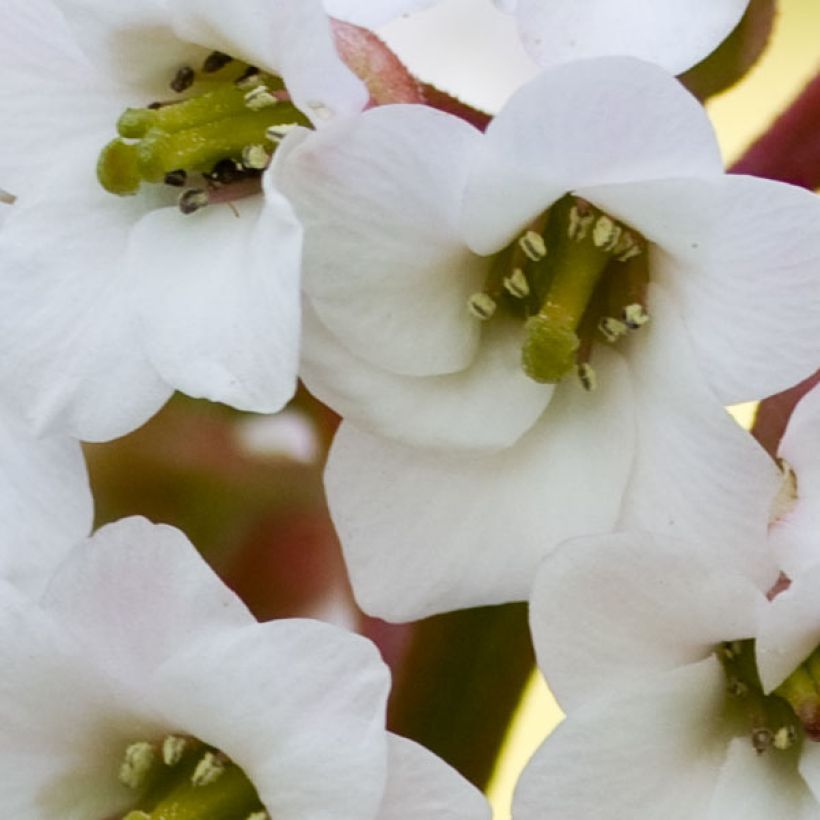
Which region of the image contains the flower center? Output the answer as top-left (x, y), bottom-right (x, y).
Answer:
top-left (97, 52), bottom-right (310, 214)
top-left (111, 733), bottom-right (266, 819)
top-left (467, 195), bottom-right (648, 391)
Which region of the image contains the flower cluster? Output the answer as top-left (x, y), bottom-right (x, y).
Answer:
top-left (1, 0), bottom-right (819, 816)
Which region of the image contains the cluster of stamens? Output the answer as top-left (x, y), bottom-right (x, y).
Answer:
top-left (113, 733), bottom-right (267, 819)
top-left (467, 195), bottom-right (649, 391)
top-left (97, 51), bottom-right (307, 215)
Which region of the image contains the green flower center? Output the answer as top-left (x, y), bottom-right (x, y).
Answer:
top-left (467, 195), bottom-right (649, 391)
top-left (97, 51), bottom-right (310, 214)
top-left (112, 733), bottom-right (267, 820)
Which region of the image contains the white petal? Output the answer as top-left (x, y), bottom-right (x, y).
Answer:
top-left (463, 57), bottom-right (722, 254)
top-left (798, 742), bottom-right (820, 808)
top-left (325, 347), bottom-right (634, 621)
top-left (513, 659), bottom-right (728, 820)
top-left (515, 0), bottom-right (748, 74)
top-left (706, 737), bottom-right (820, 819)
top-left (323, 0), bottom-right (439, 27)
top-left (170, 0), bottom-right (367, 123)
top-left (40, 517), bottom-right (254, 680)
top-left (756, 563), bottom-right (820, 693)
top-left (151, 619), bottom-right (390, 820)
top-left (302, 305), bottom-right (553, 450)
top-left (128, 190), bottom-right (301, 414)
top-left (618, 284), bottom-right (782, 591)
top-left (275, 107), bottom-right (484, 377)
top-left (0, 173), bottom-right (173, 441)
top-left (773, 384), bottom-right (820, 574)
top-left (0, 406), bottom-right (92, 594)
top-left (530, 532), bottom-right (766, 711)
top-left (377, 734), bottom-right (490, 820)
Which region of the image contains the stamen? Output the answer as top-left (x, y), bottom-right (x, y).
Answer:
top-left (577, 363), bottom-right (597, 392)
top-left (241, 144), bottom-right (270, 170)
top-left (567, 203), bottom-right (594, 241)
top-left (773, 726), bottom-right (797, 750)
top-left (518, 230), bottom-right (547, 262)
top-left (170, 66), bottom-right (195, 93)
top-left (613, 230), bottom-right (642, 262)
top-left (752, 728), bottom-right (773, 754)
top-left (622, 303), bottom-right (650, 329)
top-left (265, 124), bottom-right (298, 144)
top-left (598, 316), bottom-right (628, 343)
top-left (162, 735), bottom-right (189, 766)
top-left (119, 742), bottom-right (157, 790)
top-left (235, 67), bottom-right (262, 89)
top-left (592, 216), bottom-right (621, 252)
top-left (163, 169), bottom-right (187, 187)
top-left (178, 189), bottom-right (209, 215)
top-left (467, 293), bottom-right (497, 320)
top-left (191, 751), bottom-right (228, 787)
top-left (203, 51), bottom-right (233, 73)
top-left (503, 268), bottom-right (530, 299)
top-left (244, 86), bottom-right (279, 111)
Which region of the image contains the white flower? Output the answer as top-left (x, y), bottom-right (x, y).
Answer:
top-left (0, 0), bottom-right (369, 441)
top-left (514, 531), bottom-right (820, 819)
top-left (0, 516), bottom-right (489, 819)
top-left (328, 0), bottom-right (750, 73)
top-left (770, 383), bottom-right (820, 576)
top-left (274, 57), bottom-right (819, 620)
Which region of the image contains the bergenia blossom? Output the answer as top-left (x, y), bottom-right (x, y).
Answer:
top-left (274, 57), bottom-right (819, 620)
top-left (328, 0), bottom-right (750, 73)
top-left (0, 516), bottom-right (489, 819)
top-left (514, 531), bottom-right (820, 819)
top-left (0, 0), bottom-right (369, 441)
top-left (770, 383), bottom-right (820, 576)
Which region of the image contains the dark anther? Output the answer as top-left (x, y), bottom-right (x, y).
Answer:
top-left (178, 188), bottom-right (209, 215)
top-left (164, 169), bottom-right (188, 187)
top-left (170, 66), bottom-right (195, 93)
top-left (205, 159), bottom-right (246, 186)
top-left (147, 101), bottom-right (163, 110)
top-left (203, 51), bottom-right (233, 73)
top-left (235, 66), bottom-right (260, 86)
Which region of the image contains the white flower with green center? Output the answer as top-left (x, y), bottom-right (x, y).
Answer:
top-left (515, 532), bottom-right (820, 819)
top-left (771, 384), bottom-right (820, 576)
top-left (273, 56), bottom-right (820, 620)
top-left (0, 0), bottom-right (369, 441)
top-left (327, 0), bottom-right (750, 73)
top-left (0, 516), bottom-right (489, 819)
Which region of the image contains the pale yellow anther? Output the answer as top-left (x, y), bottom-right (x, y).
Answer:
top-left (567, 205), bottom-right (594, 241)
top-left (598, 316), bottom-right (629, 343)
top-left (614, 231), bottom-right (642, 262)
top-left (773, 726), bottom-right (797, 750)
top-left (752, 728), bottom-right (773, 754)
top-left (119, 741), bottom-right (157, 790)
top-left (518, 230), bottom-right (547, 262)
top-left (246, 813), bottom-right (270, 820)
top-left (241, 144), bottom-right (270, 170)
top-left (265, 124), bottom-right (298, 144)
top-left (467, 292), bottom-right (497, 320)
top-left (244, 86), bottom-right (279, 111)
top-left (577, 363), bottom-right (597, 392)
top-left (623, 303), bottom-right (650, 329)
top-left (162, 735), bottom-right (189, 766)
top-left (192, 751), bottom-right (227, 787)
top-left (503, 268), bottom-right (530, 299)
top-left (592, 215), bottom-right (621, 251)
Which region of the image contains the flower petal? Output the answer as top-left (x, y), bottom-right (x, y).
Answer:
top-left (463, 57), bottom-right (722, 254)
top-left (275, 107), bottom-right (484, 377)
top-left (618, 284), bottom-right (781, 591)
top-left (514, 0), bottom-right (748, 74)
top-left (323, 0), bottom-right (439, 27)
top-left (325, 347), bottom-right (634, 621)
top-left (128, 190), bottom-right (301, 415)
top-left (530, 532), bottom-right (766, 711)
top-left (302, 305), bottom-right (553, 450)
top-left (512, 659), bottom-right (728, 820)
top-left (170, 0), bottom-right (367, 123)
top-left (40, 517), bottom-right (254, 680)
top-left (377, 734), bottom-right (490, 820)
top-left (151, 618), bottom-right (390, 820)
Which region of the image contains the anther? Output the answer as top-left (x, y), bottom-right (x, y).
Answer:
top-left (162, 735), bottom-right (189, 766)
top-left (773, 725), bottom-right (797, 750)
top-left (503, 268), bottom-right (530, 299)
top-left (170, 66), bottom-right (195, 93)
top-left (567, 204), bottom-right (594, 241)
top-left (244, 86), bottom-right (278, 111)
top-left (598, 316), bottom-right (629, 344)
top-left (622, 303), bottom-right (650, 329)
top-left (518, 230), bottom-right (547, 262)
top-left (577, 363), bottom-right (597, 392)
top-left (752, 728), bottom-right (773, 754)
top-left (241, 144), bottom-right (270, 170)
top-left (592, 215), bottom-right (621, 252)
top-left (163, 169), bottom-right (187, 187)
top-left (119, 741), bottom-right (157, 790)
top-left (235, 67), bottom-right (262, 89)
top-left (467, 293), bottom-right (497, 320)
top-left (265, 124), bottom-right (298, 144)
top-left (178, 188), bottom-right (209, 215)
top-left (203, 51), bottom-right (233, 73)
top-left (191, 751), bottom-right (228, 787)
top-left (614, 231), bottom-right (642, 262)
top-left (246, 813), bottom-right (270, 820)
